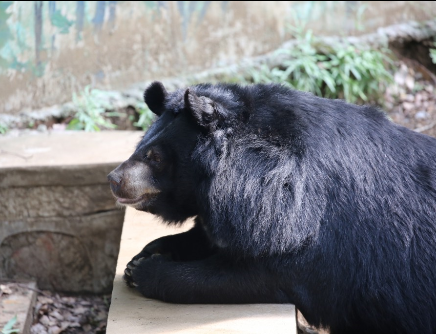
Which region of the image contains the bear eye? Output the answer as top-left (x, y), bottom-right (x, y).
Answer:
top-left (145, 149), bottom-right (152, 160)
top-left (145, 149), bottom-right (161, 163)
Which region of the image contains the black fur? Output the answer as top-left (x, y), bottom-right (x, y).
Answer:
top-left (110, 82), bottom-right (436, 334)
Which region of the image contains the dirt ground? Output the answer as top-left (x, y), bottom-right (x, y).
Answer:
top-left (386, 59), bottom-right (436, 138)
top-left (30, 290), bottom-right (110, 334)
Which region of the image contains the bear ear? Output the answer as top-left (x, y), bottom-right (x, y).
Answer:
top-left (184, 89), bottom-right (220, 129)
top-left (144, 81), bottom-right (168, 116)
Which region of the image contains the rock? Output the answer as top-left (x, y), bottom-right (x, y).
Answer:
top-left (0, 284), bottom-right (12, 294)
top-left (405, 94), bottom-right (415, 102)
top-left (83, 324), bottom-right (92, 332)
top-left (37, 303), bottom-right (49, 315)
top-left (51, 124), bottom-right (66, 131)
top-left (49, 311), bottom-right (63, 321)
top-left (67, 322), bottom-right (82, 328)
top-left (405, 75), bottom-right (415, 91)
top-left (394, 71), bottom-right (406, 86)
top-left (402, 102), bottom-right (415, 111)
top-left (39, 315), bottom-right (51, 327)
top-left (415, 93), bottom-right (422, 105)
top-left (37, 297), bottom-right (54, 305)
top-left (37, 124), bottom-right (48, 132)
top-left (59, 322), bottom-right (70, 332)
top-left (31, 323), bottom-right (48, 334)
top-left (48, 326), bottom-right (62, 334)
top-left (415, 111), bottom-right (429, 119)
top-left (95, 311), bottom-right (108, 322)
top-left (61, 297), bottom-right (75, 304)
top-left (73, 306), bottom-right (87, 315)
top-left (66, 314), bottom-right (80, 323)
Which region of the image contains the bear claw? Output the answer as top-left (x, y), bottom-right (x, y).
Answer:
top-left (124, 256), bottom-right (148, 288)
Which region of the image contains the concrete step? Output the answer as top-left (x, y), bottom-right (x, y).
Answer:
top-left (107, 208), bottom-right (297, 334)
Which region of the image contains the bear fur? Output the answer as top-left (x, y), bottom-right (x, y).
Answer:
top-left (108, 82), bottom-right (436, 334)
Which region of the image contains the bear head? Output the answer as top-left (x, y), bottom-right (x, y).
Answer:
top-left (107, 81), bottom-right (233, 223)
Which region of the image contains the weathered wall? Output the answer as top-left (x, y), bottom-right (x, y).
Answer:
top-left (1, 1), bottom-right (436, 115)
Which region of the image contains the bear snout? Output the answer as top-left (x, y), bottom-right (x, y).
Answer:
top-left (108, 170), bottom-right (123, 197)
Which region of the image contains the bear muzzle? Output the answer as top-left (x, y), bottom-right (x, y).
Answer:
top-left (108, 160), bottom-right (160, 207)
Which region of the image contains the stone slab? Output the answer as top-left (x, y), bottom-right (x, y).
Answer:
top-left (107, 208), bottom-right (297, 334)
top-left (0, 131), bottom-right (143, 187)
top-left (0, 131), bottom-right (142, 168)
top-left (0, 281), bottom-right (37, 334)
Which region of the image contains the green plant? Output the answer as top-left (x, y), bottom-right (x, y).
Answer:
top-left (133, 102), bottom-right (155, 131)
top-left (67, 86), bottom-right (117, 132)
top-left (325, 45), bottom-right (392, 103)
top-left (1, 316), bottom-right (19, 334)
top-left (430, 48), bottom-right (436, 65)
top-left (0, 122), bottom-right (8, 134)
top-left (354, 4), bottom-right (368, 32)
top-left (242, 30), bottom-right (392, 104)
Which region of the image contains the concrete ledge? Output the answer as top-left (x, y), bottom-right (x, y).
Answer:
top-left (107, 208), bottom-right (297, 334)
top-left (0, 131), bottom-right (142, 293)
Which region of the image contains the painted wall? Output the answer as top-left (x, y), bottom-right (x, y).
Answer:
top-left (1, 1), bottom-right (436, 115)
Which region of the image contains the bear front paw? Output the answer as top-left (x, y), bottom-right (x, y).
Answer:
top-left (123, 256), bottom-right (145, 288)
top-left (123, 253), bottom-right (166, 291)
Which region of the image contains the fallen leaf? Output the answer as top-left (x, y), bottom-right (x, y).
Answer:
top-left (50, 311), bottom-right (64, 321)
top-left (67, 322), bottom-right (81, 328)
top-left (0, 284), bottom-right (13, 294)
top-left (402, 102), bottom-right (415, 111)
top-left (48, 325), bottom-right (62, 334)
top-left (405, 75), bottom-right (415, 91)
top-left (38, 297), bottom-right (54, 305)
top-left (72, 306), bottom-right (87, 315)
top-left (31, 323), bottom-right (48, 334)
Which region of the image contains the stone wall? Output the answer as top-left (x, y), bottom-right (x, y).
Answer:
top-left (1, 1), bottom-right (436, 115)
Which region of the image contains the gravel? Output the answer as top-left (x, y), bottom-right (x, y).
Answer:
top-left (30, 291), bottom-right (110, 334)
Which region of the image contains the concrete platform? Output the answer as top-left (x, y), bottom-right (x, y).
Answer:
top-left (107, 208), bottom-right (297, 334)
top-left (0, 131), bottom-right (142, 293)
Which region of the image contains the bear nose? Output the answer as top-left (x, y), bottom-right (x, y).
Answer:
top-left (108, 171), bottom-right (122, 194)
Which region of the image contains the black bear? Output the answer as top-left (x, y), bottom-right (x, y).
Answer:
top-left (108, 81), bottom-right (436, 334)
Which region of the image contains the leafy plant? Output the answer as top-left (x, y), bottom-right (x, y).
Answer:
top-left (0, 122), bottom-right (8, 134)
top-left (354, 3), bottom-right (368, 32)
top-left (67, 86), bottom-right (117, 132)
top-left (242, 30), bottom-right (392, 104)
top-left (133, 102), bottom-right (155, 131)
top-left (1, 316), bottom-right (19, 334)
top-left (324, 45), bottom-right (392, 103)
top-left (430, 48), bottom-right (436, 65)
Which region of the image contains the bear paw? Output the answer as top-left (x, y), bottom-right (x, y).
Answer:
top-left (123, 253), bottom-right (164, 289)
top-left (123, 257), bottom-right (144, 288)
